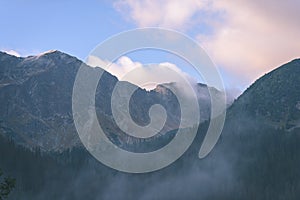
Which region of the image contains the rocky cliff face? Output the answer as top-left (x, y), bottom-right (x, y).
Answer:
top-left (0, 51), bottom-right (222, 152)
top-left (0, 51), bottom-right (81, 151)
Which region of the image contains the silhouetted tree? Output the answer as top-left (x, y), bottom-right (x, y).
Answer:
top-left (0, 169), bottom-right (15, 200)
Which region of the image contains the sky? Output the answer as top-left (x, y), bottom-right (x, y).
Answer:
top-left (1, 0), bottom-right (300, 95)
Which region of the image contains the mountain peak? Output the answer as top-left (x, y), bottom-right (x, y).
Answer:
top-left (230, 58), bottom-right (300, 130)
top-left (291, 58), bottom-right (300, 63)
top-left (38, 49), bottom-right (60, 55)
top-left (0, 51), bottom-right (20, 58)
top-left (31, 50), bottom-right (79, 63)
top-left (36, 50), bottom-right (65, 57)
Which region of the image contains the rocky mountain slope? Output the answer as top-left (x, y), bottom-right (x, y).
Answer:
top-left (0, 53), bottom-right (300, 199)
top-left (0, 50), bottom-right (223, 152)
top-left (229, 58), bottom-right (300, 131)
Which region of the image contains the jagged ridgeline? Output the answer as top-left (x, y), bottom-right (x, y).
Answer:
top-left (0, 50), bottom-right (222, 153)
top-left (0, 51), bottom-right (300, 199)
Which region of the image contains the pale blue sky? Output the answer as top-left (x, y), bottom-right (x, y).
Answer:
top-left (1, 0), bottom-right (299, 95)
top-left (0, 0), bottom-right (133, 58)
top-left (0, 0), bottom-right (214, 88)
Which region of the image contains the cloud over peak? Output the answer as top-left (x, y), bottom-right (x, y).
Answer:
top-left (86, 55), bottom-right (195, 90)
top-left (114, 0), bottom-right (300, 88)
top-left (3, 50), bottom-right (21, 57)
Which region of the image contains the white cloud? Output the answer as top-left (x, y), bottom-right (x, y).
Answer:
top-left (86, 55), bottom-right (195, 90)
top-left (114, 0), bottom-right (300, 89)
top-left (198, 0), bottom-right (300, 86)
top-left (3, 49), bottom-right (21, 57)
top-left (114, 0), bottom-right (206, 30)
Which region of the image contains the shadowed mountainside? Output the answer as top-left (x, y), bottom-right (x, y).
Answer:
top-left (0, 51), bottom-right (300, 199)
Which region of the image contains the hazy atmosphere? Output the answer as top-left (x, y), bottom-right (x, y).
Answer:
top-left (0, 1), bottom-right (300, 200)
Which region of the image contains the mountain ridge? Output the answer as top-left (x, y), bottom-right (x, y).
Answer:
top-left (228, 58), bottom-right (300, 131)
top-left (0, 50), bottom-right (222, 152)
top-left (1, 51), bottom-right (300, 200)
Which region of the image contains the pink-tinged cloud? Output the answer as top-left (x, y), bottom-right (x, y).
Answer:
top-left (114, 0), bottom-right (206, 30)
top-left (114, 0), bottom-right (300, 89)
top-left (199, 0), bottom-right (300, 87)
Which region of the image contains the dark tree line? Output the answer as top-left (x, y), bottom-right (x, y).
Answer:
top-left (0, 168), bottom-right (15, 199)
top-left (0, 119), bottom-right (300, 200)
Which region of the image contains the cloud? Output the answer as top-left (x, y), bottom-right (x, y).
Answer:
top-left (114, 0), bottom-right (207, 30)
top-left (3, 49), bottom-right (21, 57)
top-left (86, 55), bottom-right (195, 90)
top-left (198, 0), bottom-right (300, 86)
top-left (113, 0), bottom-right (300, 89)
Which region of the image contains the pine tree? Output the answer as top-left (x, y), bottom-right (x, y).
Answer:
top-left (0, 169), bottom-right (15, 200)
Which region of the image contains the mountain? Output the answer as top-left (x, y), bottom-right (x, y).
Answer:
top-left (1, 50), bottom-right (299, 199)
top-left (0, 51), bottom-right (82, 151)
top-left (218, 58), bottom-right (300, 199)
top-left (229, 58), bottom-right (300, 131)
top-left (0, 50), bottom-right (223, 152)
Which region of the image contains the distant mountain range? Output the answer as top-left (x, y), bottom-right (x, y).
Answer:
top-left (0, 50), bottom-right (227, 152)
top-left (0, 51), bottom-right (299, 199)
